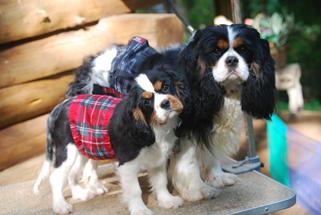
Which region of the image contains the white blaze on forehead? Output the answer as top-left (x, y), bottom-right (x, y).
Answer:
top-left (227, 25), bottom-right (237, 47)
top-left (135, 74), bottom-right (155, 92)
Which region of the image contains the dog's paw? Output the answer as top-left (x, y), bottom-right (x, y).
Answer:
top-left (88, 181), bottom-right (108, 195)
top-left (158, 195), bottom-right (183, 209)
top-left (208, 172), bottom-right (239, 188)
top-left (179, 183), bottom-right (220, 202)
top-left (53, 200), bottom-right (72, 214)
top-left (130, 206), bottom-right (154, 215)
top-left (71, 185), bottom-right (95, 201)
top-left (201, 184), bottom-right (221, 199)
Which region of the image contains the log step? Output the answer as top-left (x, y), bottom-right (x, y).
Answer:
top-left (0, 13), bottom-right (183, 88)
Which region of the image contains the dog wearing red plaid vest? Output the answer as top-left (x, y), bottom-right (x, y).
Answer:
top-left (33, 73), bottom-right (184, 215)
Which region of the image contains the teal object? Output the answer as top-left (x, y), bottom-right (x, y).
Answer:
top-left (267, 114), bottom-right (289, 186)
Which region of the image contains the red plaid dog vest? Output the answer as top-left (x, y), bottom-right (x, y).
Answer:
top-left (69, 94), bottom-right (122, 160)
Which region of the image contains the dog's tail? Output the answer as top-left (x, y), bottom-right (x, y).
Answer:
top-left (33, 104), bottom-right (61, 194)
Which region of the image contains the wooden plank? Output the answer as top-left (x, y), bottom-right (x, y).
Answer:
top-left (0, 13), bottom-right (183, 88)
top-left (0, 73), bottom-right (73, 129)
top-left (0, 115), bottom-right (47, 171)
top-left (0, 0), bottom-right (162, 44)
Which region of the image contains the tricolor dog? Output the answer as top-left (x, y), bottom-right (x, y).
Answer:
top-left (33, 73), bottom-right (184, 215)
top-left (169, 24), bottom-right (275, 201)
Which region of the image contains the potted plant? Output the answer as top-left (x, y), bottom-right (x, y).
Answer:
top-left (249, 13), bottom-right (294, 69)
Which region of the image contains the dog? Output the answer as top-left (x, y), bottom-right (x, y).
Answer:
top-left (33, 73), bottom-right (184, 215)
top-left (64, 25), bottom-right (275, 202)
top-left (168, 24), bottom-right (275, 201)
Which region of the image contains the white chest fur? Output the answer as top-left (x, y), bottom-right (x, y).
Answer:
top-left (134, 117), bottom-right (178, 170)
top-left (210, 97), bottom-right (244, 158)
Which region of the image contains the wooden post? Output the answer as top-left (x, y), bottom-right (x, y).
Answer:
top-left (230, 0), bottom-right (260, 166)
top-left (230, 0), bottom-right (242, 24)
top-left (215, 0), bottom-right (232, 20)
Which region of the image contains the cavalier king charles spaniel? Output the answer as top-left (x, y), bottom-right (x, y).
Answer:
top-left (58, 24), bottom-right (275, 205)
top-left (33, 73), bottom-right (184, 215)
top-left (169, 24), bottom-right (275, 201)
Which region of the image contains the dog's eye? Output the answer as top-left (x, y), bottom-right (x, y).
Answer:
top-left (143, 99), bottom-right (151, 106)
top-left (214, 47), bottom-right (222, 53)
top-left (237, 45), bottom-right (247, 51)
top-left (162, 84), bottom-right (169, 92)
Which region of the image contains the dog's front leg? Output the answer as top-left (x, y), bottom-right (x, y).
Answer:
top-left (169, 138), bottom-right (221, 201)
top-left (206, 157), bottom-right (239, 188)
top-left (118, 162), bottom-right (153, 215)
top-left (149, 163), bottom-right (183, 209)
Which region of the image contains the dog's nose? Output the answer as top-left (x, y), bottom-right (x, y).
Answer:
top-left (225, 56), bottom-right (239, 67)
top-left (160, 99), bottom-right (170, 110)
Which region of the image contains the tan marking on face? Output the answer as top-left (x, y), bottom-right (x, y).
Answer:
top-left (233, 37), bottom-right (244, 48)
top-left (151, 111), bottom-right (158, 124)
top-left (251, 62), bottom-right (261, 76)
top-left (153, 80), bottom-right (163, 91)
top-left (197, 58), bottom-right (206, 77)
top-left (175, 81), bottom-right (182, 98)
top-left (133, 107), bottom-right (147, 125)
top-left (142, 91), bottom-right (153, 99)
top-left (217, 39), bottom-right (229, 50)
top-left (167, 95), bottom-right (183, 113)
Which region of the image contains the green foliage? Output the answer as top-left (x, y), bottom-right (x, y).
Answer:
top-left (242, 0), bottom-right (321, 101)
top-left (179, 0), bottom-right (214, 29)
top-left (252, 13), bottom-right (295, 47)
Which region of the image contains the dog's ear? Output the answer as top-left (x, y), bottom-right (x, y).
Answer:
top-left (241, 38), bottom-right (276, 119)
top-left (127, 88), bottom-right (155, 146)
top-left (179, 29), bottom-right (203, 81)
top-left (130, 107), bottom-right (155, 147)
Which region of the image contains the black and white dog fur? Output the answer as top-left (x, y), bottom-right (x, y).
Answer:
top-left (169, 24), bottom-right (275, 201)
top-left (33, 73), bottom-right (185, 215)
top-left (64, 24), bottom-right (275, 202)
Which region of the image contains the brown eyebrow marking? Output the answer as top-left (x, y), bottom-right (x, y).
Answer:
top-left (153, 80), bottom-right (163, 91)
top-left (174, 81), bottom-right (182, 98)
top-left (142, 91), bottom-right (153, 99)
top-left (217, 39), bottom-right (229, 49)
top-left (233, 37), bottom-right (244, 48)
top-left (133, 107), bottom-right (147, 125)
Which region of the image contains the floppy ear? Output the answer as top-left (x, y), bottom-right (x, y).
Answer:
top-left (109, 91), bottom-right (155, 148)
top-left (131, 109), bottom-right (155, 147)
top-left (241, 38), bottom-right (276, 119)
top-left (179, 29), bottom-right (203, 81)
top-left (108, 93), bottom-right (155, 164)
top-left (128, 88), bottom-right (155, 147)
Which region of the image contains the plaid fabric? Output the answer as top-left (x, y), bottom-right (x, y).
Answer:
top-left (69, 94), bottom-right (122, 160)
top-left (109, 36), bottom-right (157, 94)
top-left (102, 87), bottom-right (124, 98)
top-left (92, 84), bottom-right (124, 98)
